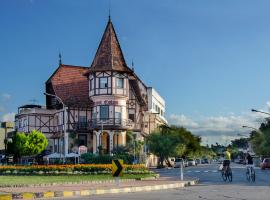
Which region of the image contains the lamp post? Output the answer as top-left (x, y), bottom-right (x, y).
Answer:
top-left (44, 93), bottom-right (68, 160)
top-left (251, 109), bottom-right (270, 116)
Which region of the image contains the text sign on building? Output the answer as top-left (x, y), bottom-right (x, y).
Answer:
top-left (94, 100), bottom-right (118, 106)
top-left (78, 145), bottom-right (87, 155)
top-left (1, 122), bottom-right (14, 129)
top-left (112, 159), bottom-right (124, 177)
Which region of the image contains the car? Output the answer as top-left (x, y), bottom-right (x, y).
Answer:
top-left (201, 158), bottom-right (209, 164)
top-left (174, 158), bottom-right (185, 168)
top-left (187, 159), bottom-right (196, 166)
top-left (196, 159), bottom-right (201, 165)
top-left (260, 158), bottom-right (270, 170)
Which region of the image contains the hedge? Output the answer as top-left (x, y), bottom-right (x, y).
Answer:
top-left (0, 164), bottom-right (151, 175)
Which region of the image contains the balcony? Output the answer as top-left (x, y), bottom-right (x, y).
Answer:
top-left (68, 118), bottom-right (135, 131)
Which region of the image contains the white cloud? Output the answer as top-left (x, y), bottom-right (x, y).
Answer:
top-left (168, 112), bottom-right (261, 145)
top-left (1, 112), bottom-right (15, 122)
top-left (2, 93), bottom-right (11, 101)
top-left (168, 114), bottom-right (198, 128)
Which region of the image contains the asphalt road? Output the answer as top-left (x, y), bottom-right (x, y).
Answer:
top-left (74, 163), bottom-right (270, 200)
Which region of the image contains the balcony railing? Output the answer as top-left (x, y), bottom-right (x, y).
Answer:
top-left (68, 118), bottom-right (134, 131)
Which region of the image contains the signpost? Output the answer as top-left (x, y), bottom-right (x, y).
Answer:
top-left (112, 159), bottom-right (124, 186)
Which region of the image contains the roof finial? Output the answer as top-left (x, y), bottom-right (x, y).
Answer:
top-left (108, 0), bottom-right (111, 22)
top-left (131, 59), bottom-right (134, 71)
top-left (59, 52), bottom-right (62, 66)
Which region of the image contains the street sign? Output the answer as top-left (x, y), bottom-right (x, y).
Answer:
top-left (112, 159), bottom-right (124, 177)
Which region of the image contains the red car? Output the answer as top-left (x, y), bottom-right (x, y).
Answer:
top-left (260, 158), bottom-right (270, 170)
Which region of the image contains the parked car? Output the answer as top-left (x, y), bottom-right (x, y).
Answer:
top-left (187, 159), bottom-right (196, 166)
top-left (260, 158), bottom-right (270, 170)
top-left (196, 159), bottom-right (201, 165)
top-left (174, 158), bottom-right (184, 168)
top-left (201, 158), bottom-right (209, 164)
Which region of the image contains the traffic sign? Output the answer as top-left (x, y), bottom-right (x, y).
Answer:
top-left (112, 159), bottom-right (124, 177)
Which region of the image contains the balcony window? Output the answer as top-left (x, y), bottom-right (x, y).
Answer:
top-left (129, 114), bottom-right (135, 122)
top-left (100, 105), bottom-right (109, 120)
top-left (116, 78), bottom-right (124, 89)
top-left (115, 112), bottom-right (121, 119)
top-left (100, 77), bottom-right (108, 88)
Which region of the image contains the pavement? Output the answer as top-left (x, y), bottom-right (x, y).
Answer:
top-left (70, 163), bottom-right (270, 200)
top-left (0, 176), bottom-right (199, 200)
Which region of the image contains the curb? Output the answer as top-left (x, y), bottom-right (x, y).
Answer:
top-left (0, 179), bottom-right (199, 200)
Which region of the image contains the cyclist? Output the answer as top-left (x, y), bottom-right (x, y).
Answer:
top-left (223, 148), bottom-right (231, 171)
top-left (246, 152), bottom-right (253, 165)
top-left (245, 152), bottom-right (255, 181)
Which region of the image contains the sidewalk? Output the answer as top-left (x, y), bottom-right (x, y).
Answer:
top-left (0, 177), bottom-right (199, 199)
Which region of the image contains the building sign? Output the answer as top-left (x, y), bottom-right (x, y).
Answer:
top-left (1, 122), bottom-right (14, 129)
top-left (78, 145), bottom-right (87, 155)
top-left (94, 100), bottom-right (118, 106)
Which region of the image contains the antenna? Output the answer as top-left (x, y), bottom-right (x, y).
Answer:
top-left (29, 98), bottom-right (38, 105)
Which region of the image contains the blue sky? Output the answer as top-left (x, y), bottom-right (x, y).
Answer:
top-left (1, 0), bottom-right (270, 144)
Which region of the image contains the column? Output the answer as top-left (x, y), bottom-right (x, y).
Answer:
top-left (93, 132), bottom-right (97, 154)
top-left (94, 131), bottom-right (101, 154)
top-left (109, 131), bottom-right (114, 154)
top-left (121, 131), bottom-right (126, 146)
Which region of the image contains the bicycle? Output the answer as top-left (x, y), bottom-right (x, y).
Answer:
top-left (246, 165), bottom-right (255, 182)
top-left (221, 165), bottom-right (232, 182)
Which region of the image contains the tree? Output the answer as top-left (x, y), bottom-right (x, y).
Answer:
top-left (250, 119), bottom-right (270, 156)
top-left (7, 130), bottom-right (48, 159)
top-left (25, 130), bottom-right (48, 156)
top-left (146, 131), bottom-right (177, 167)
top-left (146, 125), bottom-right (202, 167)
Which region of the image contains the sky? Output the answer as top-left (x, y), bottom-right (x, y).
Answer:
top-left (1, 0), bottom-right (270, 144)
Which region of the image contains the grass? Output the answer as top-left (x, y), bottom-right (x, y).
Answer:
top-left (0, 174), bottom-right (156, 186)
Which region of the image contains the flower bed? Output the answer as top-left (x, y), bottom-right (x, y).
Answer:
top-left (0, 164), bottom-right (151, 176)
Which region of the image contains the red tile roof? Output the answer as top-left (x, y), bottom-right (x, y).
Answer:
top-left (47, 64), bottom-right (92, 107)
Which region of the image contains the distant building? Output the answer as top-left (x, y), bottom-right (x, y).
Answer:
top-left (0, 122), bottom-right (14, 154)
top-left (15, 18), bottom-right (167, 158)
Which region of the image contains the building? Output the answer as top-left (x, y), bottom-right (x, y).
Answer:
top-left (0, 122), bottom-right (14, 154)
top-left (15, 18), bottom-right (167, 157)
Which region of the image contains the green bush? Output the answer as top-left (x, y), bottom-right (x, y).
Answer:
top-left (80, 153), bottom-right (133, 164)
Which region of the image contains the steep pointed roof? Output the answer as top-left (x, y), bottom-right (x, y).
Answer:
top-left (88, 18), bottom-right (133, 73)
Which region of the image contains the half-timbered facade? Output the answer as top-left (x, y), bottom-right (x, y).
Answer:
top-left (15, 18), bottom-right (166, 156)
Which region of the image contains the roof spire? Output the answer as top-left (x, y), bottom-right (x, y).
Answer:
top-left (59, 52), bottom-right (62, 66)
top-left (108, 0), bottom-right (111, 22)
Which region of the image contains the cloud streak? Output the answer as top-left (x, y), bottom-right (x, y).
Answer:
top-left (167, 111), bottom-right (265, 145)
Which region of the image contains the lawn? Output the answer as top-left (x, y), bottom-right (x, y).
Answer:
top-left (0, 174), bottom-right (156, 187)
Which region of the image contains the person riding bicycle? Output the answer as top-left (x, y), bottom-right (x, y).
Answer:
top-left (246, 152), bottom-right (253, 165)
top-left (246, 152), bottom-right (255, 181)
top-left (223, 149), bottom-right (231, 171)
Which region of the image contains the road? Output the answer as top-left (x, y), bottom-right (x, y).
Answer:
top-left (75, 163), bottom-right (270, 200)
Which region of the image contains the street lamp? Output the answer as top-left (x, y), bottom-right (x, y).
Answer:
top-left (251, 109), bottom-right (270, 116)
top-left (44, 93), bottom-right (68, 159)
top-left (242, 125), bottom-right (263, 134)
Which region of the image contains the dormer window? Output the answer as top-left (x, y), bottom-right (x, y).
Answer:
top-left (100, 77), bottom-right (108, 88)
top-left (116, 78), bottom-right (124, 89)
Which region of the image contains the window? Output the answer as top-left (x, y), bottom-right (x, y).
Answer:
top-left (78, 134), bottom-right (87, 146)
top-left (100, 105), bottom-right (109, 119)
top-left (116, 78), bottom-right (124, 88)
top-left (115, 112), bottom-right (121, 119)
top-left (100, 77), bottom-right (108, 88)
top-left (23, 119), bottom-right (27, 127)
top-left (79, 116), bottom-right (87, 123)
top-left (129, 114), bottom-right (135, 122)
top-left (90, 79), bottom-right (94, 90)
top-left (92, 112), bottom-right (97, 119)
